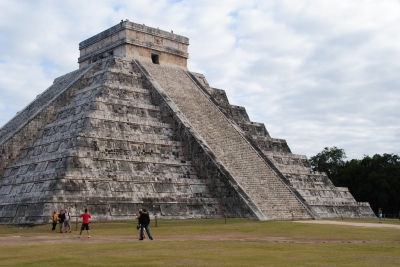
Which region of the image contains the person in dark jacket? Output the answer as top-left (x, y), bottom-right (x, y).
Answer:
top-left (58, 210), bottom-right (65, 233)
top-left (136, 210), bottom-right (147, 239)
top-left (138, 208), bottom-right (153, 240)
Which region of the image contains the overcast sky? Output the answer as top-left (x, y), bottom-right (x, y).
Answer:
top-left (0, 0), bottom-right (399, 160)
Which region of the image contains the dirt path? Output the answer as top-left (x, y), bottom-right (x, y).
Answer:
top-left (0, 233), bottom-right (295, 246)
top-left (294, 220), bottom-right (400, 229)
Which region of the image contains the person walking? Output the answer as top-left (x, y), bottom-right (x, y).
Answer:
top-left (51, 211), bottom-right (58, 233)
top-left (78, 209), bottom-right (91, 238)
top-left (378, 208), bottom-right (383, 223)
top-left (64, 209), bottom-right (72, 233)
top-left (136, 210), bottom-right (146, 239)
top-left (58, 210), bottom-right (65, 233)
top-left (138, 208), bottom-right (153, 241)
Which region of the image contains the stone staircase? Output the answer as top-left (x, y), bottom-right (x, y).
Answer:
top-left (139, 62), bottom-right (314, 220)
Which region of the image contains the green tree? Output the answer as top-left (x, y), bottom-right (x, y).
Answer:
top-left (309, 146), bottom-right (346, 183)
top-left (336, 154), bottom-right (400, 215)
top-left (310, 148), bottom-right (400, 215)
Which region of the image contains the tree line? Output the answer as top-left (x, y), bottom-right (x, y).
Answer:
top-left (309, 147), bottom-right (400, 216)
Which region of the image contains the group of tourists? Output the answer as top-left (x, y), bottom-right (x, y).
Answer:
top-left (51, 209), bottom-right (72, 233)
top-left (51, 208), bottom-right (91, 237)
top-left (50, 208), bottom-right (153, 241)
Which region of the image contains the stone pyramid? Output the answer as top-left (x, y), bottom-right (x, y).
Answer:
top-left (0, 21), bottom-right (374, 223)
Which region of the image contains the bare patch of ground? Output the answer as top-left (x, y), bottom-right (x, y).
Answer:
top-left (294, 220), bottom-right (400, 229)
top-left (0, 233), bottom-right (297, 246)
top-left (0, 231), bottom-right (369, 246)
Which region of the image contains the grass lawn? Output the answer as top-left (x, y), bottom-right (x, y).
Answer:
top-left (0, 218), bottom-right (399, 266)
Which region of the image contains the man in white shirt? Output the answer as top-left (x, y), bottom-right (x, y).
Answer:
top-left (64, 209), bottom-right (72, 233)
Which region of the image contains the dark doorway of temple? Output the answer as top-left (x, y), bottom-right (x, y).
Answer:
top-left (151, 54), bottom-right (159, 64)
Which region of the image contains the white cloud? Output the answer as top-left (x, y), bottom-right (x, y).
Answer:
top-left (0, 0), bottom-right (399, 159)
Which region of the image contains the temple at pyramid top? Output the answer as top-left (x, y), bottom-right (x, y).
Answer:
top-left (78, 20), bottom-right (189, 68)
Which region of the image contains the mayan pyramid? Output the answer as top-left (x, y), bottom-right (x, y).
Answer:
top-left (0, 21), bottom-right (375, 223)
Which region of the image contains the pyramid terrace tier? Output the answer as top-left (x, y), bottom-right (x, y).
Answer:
top-left (250, 136), bottom-right (292, 153)
top-left (0, 178), bottom-right (218, 201)
top-left (6, 115), bottom-right (182, 158)
top-left (264, 153), bottom-right (312, 170)
top-left (86, 67), bottom-right (146, 89)
top-left (310, 204), bottom-right (376, 218)
top-left (1, 164), bottom-right (205, 188)
top-left (284, 172), bottom-right (337, 188)
top-left (236, 122), bottom-right (270, 137)
top-left (62, 88), bottom-right (156, 113)
top-left (75, 84), bottom-right (152, 104)
top-left (53, 103), bottom-right (165, 125)
top-left (2, 149), bottom-right (194, 174)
